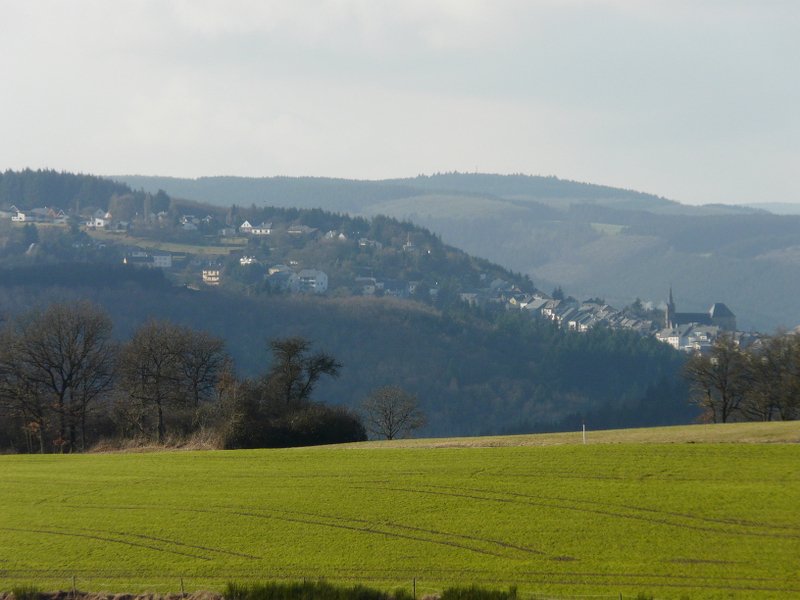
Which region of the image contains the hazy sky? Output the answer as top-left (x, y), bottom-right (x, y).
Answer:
top-left (1, 1), bottom-right (798, 205)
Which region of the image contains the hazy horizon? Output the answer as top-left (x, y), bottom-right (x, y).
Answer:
top-left (2, 1), bottom-right (798, 207)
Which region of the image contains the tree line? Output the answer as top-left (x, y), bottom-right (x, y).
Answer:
top-left (0, 302), bottom-right (425, 453)
top-left (684, 333), bottom-right (800, 423)
top-left (0, 168), bottom-right (136, 212)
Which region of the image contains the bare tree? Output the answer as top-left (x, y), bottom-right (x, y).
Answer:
top-left (264, 337), bottom-right (341, 407)
top-left (684, 334), bottom-right (748, 423)
top-left (744, 334), bottom-right (800, 421)
top-left (118, 320), bottom-right (182, 443)
top-left (361, 386), bottom-right (426, 440)
top-left (0, 302), bottom-right (116, 452)
top-left (0, 329), bottom-right (50, 453)
top-left (178, 329), bottom-right (228, 409)
top-left (743, 335), bottom-right (784, 421)
top-left (117, 320), bottom-right (228, 443)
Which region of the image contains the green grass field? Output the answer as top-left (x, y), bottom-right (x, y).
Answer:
top-left (1, 423), bottom-right (799, 599)
top-left (589, 222), bottom-right (628, 236)
top-left (86, 230), bottom-right (247, 255)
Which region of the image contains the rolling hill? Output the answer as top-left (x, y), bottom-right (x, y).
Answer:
top-left (116, 173), bottom-right (800, 331)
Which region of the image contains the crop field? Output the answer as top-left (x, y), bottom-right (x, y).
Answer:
top-left (0, 424), bottom-right (799, 599)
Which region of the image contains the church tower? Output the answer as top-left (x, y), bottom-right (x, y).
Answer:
top-left (665, 286), bottom-right (675, 328)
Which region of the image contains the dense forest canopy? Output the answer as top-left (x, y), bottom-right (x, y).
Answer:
top-left (117, 174), bottom-right (427, 214)
top-left (0, 169), bottom-right (136, 211)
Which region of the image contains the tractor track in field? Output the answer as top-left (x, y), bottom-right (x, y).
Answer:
top-left (495, 469), bottom-right (791, 485)
top-left (364, 484), bottom-right (800, 541)
top-left (226, 507), bottom-right (509, 558)
top-left (19, 488), bottom-right (797, 595)
top-left (0, 527), bottom-right (212, 561)
top-left (78, 528), bottom-right (260, 559)
top-left (64, 502), bottom-right (511, 560)
top-left (262, 506), bottom-right (548, 557)
top-left (426, 483), bottom-right (800, 534)
top-left (0, 521), bottom-right (260, 560)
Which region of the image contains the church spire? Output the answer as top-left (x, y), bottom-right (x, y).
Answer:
top-left (666, 286), bottom-right (675, 328)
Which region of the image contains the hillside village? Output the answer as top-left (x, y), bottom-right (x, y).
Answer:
top-left (1, 198), bottom-right (758, 354)
top-left (462, 283), bottom-right (758, 353)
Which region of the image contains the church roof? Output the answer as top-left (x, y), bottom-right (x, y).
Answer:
top-left (672, 313), bottom-right (712, 326)
top-left (709, 303), bottom-right (735, 318)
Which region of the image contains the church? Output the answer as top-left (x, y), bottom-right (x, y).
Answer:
top-left (665, 288), bottom-right (736, 331)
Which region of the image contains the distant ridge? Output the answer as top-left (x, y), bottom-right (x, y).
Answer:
top-left (742, 202), bottom-right (800, 215)
top-left (116, 172), bottom-right (683, 213)
top-left (116, 171), bottom-right (765, 218)
top-left (113, 172), bottom-right (798, 331)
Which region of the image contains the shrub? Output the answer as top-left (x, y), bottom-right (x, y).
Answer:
top-left (11, 585), bottom-right (41, 600)
top-left (223, 580), bottom-right (395, 600)
top-left (439, 585), bottom-right (517, 600)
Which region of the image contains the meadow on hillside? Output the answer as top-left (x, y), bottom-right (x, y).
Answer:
top-left (1, 424), bottom-right (799, 599)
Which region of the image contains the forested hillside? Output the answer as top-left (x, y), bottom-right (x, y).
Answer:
top-left (118, 174), bottom-right (424, 214)
top-left (118, 172), bottom-right (680, 213)
top-left (1, 169), bottom-right (137, 211)
top-left (0, 169), bottom-right (696, 445)
top-left (0, 281), bottom-right (692, 442)
top-left (116, 172), bottom-right (798, 330)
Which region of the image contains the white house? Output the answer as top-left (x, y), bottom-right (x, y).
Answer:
top-left (655, 324), bottom-right (696, 352)
top-left (202, 269), bottom-right (221, 286)
top-left (152, 253), bottom-right (173, 268)
top-left (325, 230), bottom-right (348, 241)
top-left (268, 264), bottom-right (293, 275)
top-left (86, 209), bottom-right (111, 228)
top-left (51, 209), bottom-right (68, 225)
top-left (358, 238), bottom-right (383, 250)
top-left (298, 269), bottom-right (328, 294)
top-left (123, 251), bottom-right (172, 269)
top-left (250, 222), bottom-right (273, 236)
top-left (87, 216), bottom-right (108, 228)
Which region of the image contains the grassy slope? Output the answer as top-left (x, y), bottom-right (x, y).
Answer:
top-left (343, 421), bottom-right (800, 449)
top-left (1, 423), bottom-right (798, 599)
top-left (88, 230), bottom-right (247, 255)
